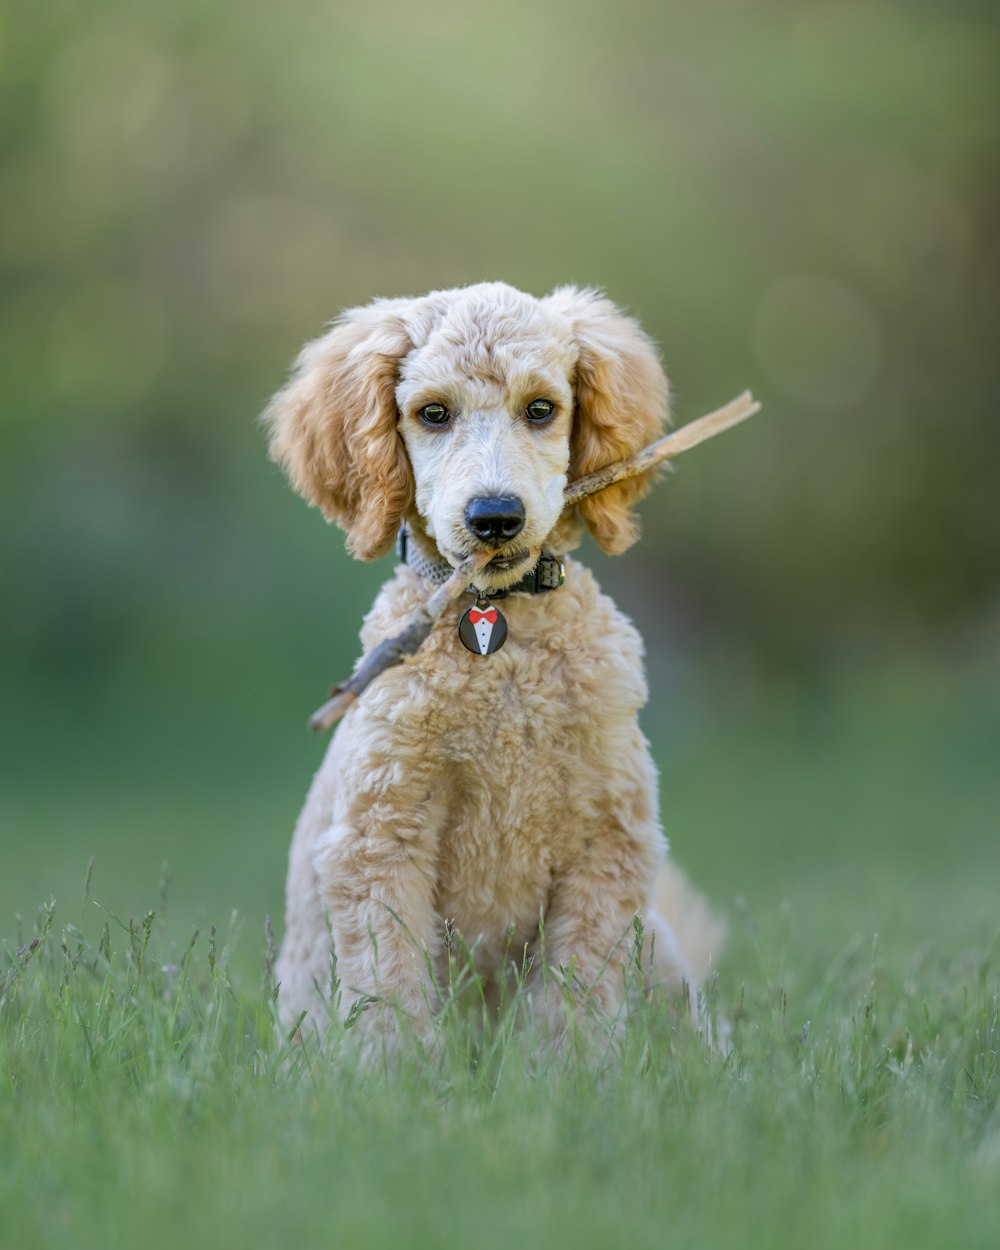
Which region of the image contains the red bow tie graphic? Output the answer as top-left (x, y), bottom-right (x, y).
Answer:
top-left (468, 607), bottom-right (498, 625)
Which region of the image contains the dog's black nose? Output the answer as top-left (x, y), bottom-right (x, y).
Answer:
top-left (464, 496), bottom-right (525, 544)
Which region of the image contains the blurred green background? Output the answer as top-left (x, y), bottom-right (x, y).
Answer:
top-left (2, 0), bottom-right (998, 975)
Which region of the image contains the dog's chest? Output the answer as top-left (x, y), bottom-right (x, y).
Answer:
top-left (413, 625), bottom-right (618, 946)
top-left (430, 669), bottom-right (575, 955)
top-left (358, 565), bottom-right (650, 944)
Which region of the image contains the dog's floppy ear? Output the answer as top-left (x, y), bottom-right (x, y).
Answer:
top-left (545, 286), bottom-right (669, 555)
top-left (263, 299), bottom-right (415, 560)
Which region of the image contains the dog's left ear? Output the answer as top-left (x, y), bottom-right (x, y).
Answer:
top-left (262, 298), bottom-right (416, 560)
top-left (544, 286), bottom-right (669, 555)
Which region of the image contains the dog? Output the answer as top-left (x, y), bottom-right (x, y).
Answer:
top-left (264, 282), bottom-right (723, 1054)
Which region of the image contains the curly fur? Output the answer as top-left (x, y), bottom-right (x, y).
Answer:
top-left (264, 282), bottom-right (724, 1052)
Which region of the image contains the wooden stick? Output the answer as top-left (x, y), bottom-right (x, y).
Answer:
top-left (308, 550), bottom-right (495, 732)
top-left (563, 390), bottom-right (760, 506)
top-left (308, 391), bottom-right (759, 731)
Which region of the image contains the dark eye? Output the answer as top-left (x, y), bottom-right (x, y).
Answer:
top-left (418, 402), bottom-right (450, 426)
top-left (526, 399), bottom-right (555, 424)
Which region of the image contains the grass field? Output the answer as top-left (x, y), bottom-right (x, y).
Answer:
top-left (2, 650), bottom-right (998, 1250)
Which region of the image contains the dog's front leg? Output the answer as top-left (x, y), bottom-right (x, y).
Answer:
top-left (315, 783), bottom-right (443, 1060)
top-left (542, 817), bottom-right (662, 1045)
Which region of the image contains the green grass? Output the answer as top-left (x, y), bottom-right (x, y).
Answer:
top-left (1, 887), bottom-right (997, 1250)
top-left (2, 654), bottom-right (998, 1249)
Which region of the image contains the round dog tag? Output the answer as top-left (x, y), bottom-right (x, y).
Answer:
top-left (458, 602), bottom-right (508, 655)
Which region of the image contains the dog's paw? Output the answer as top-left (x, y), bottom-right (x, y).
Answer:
top-left (344, 995), bottom-right (439, 1072)
top-left (535, 983), bottom-right (625, 1067)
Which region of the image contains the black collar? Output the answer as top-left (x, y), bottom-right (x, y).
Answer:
top-left (396, 525), bottom-right (565, 600)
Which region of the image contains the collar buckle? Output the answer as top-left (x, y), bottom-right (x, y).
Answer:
top-left (531, 555), bottom-right (566, 592)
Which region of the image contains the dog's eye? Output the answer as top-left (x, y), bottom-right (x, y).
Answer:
top-left (418, 403), bottom-right (451, 427)
top-left (526, 399), bottom-right (555, 424)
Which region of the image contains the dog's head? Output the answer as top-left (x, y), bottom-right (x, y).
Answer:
top-left (263, 282), bottom-right (669, 589)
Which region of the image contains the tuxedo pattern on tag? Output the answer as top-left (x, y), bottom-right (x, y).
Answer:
top-left (458, 603), bottom-right (508, 655)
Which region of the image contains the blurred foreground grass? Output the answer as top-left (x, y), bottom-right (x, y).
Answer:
top-left (1, 833), bottom-right (997, 1250)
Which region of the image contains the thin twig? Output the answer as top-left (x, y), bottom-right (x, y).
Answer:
top-left (562, 390), bottom-right (760, 505)
top-left (308, 550), bottom-right (495, 731)
top-left (308, 390), bottom-right (759, 731)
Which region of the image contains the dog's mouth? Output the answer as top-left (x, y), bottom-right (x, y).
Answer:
top-left (440, 541), bottom-right (537, 581)
top-left (485, 549), bottom-right (532, 573)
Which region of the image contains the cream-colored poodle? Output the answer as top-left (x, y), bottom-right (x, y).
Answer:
top-left (264, 282), bottom-right (723, 1053)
